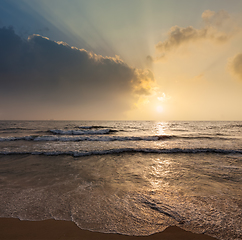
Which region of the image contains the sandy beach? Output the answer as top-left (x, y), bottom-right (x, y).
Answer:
top-left (0, 218), bottom-right (217, 240)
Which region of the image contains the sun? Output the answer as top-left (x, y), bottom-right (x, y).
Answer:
top-left (156, 105), bottom-right (163, 113)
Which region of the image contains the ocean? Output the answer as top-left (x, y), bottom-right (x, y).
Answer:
top-left (0, 121), bottom-right (241, 240)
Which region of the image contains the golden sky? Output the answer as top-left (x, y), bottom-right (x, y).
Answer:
top-left (0, 0), bottom-right (242, 120)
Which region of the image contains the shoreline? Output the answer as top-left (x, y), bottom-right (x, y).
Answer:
top-left (0, 218), bottom-right (217, 240)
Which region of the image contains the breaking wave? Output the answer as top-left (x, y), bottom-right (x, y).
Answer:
top-left (0, 135), bottom-right (166, 142)
top-left (0, 148), bottom-right (241, 156)
top-left (0, 133), bottom-right (236, 142)
top-left (0, 134), bottom-right (236, 142)
top-left (48, 128), bottom-right (118, 135)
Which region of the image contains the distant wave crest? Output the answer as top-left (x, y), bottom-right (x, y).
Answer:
top-left (77, 125), bottom-right (111, 129)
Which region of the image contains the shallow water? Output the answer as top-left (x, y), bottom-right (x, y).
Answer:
top-left (0, 121), bottom-right (241, 239)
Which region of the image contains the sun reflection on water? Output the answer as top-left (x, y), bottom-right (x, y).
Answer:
top-left (148, 157), bottom-right (173, 190)
top-left (154, 122), bottom-right (169, 136)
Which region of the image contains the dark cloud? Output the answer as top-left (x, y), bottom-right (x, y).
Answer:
top-left (229, 53), bottom-right (242, 81)
top-left (0, 26), bottom-right (154, 119)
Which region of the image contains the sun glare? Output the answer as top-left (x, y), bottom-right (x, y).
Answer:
top-left (156, 106), bottom-right (163, 113)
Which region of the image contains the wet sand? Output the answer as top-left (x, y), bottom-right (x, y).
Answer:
top-left (0, 218), bottom-right (217, 240)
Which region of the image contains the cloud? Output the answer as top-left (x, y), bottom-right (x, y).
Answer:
top-left (157, 93), bottom-right (171, 102)
top-left (0, 26), bottom-right (155, 119)
top-left (201, 10), bottom-right (230, 27)
top-left (228, 53), bottom-right (242, 81)
top-left (155, 10), bottom-right (236, 59)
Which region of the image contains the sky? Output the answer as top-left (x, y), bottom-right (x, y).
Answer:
top-left (0, 0), bottom-right (242, 120)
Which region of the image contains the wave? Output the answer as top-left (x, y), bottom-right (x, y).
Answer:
top-left (0, 136), bottom-right (36, 141)
top-left (178, 135), bottom-right (232, 140)
top-left (0, 134), bottom-right (235, 142)
top-left (0, 135), bottom-right (171, 142)
top-left (206, 123), bottom-right (242, 129)
top-left (0, 148), bottom-right (241, 156)
top-left (48, 128), bottom-right (118, 135)
top-left (229, 124), bottom-right (242, 128)
top-left (77, 125), bottom-right (111, 129)
top-left (0, 127), bottom-right (33, 131)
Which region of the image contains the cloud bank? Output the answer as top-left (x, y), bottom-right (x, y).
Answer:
top-left (0, 26), bottom-right (154, 119)
top-left (155, 10), bottom-right (237, 59)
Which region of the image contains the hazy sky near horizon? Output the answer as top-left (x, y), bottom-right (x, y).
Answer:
top-left (0, 0), bottom-right (242, 120)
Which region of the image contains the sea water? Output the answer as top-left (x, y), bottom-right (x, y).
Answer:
top-left (0, 121), bottom-right (241, 240)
